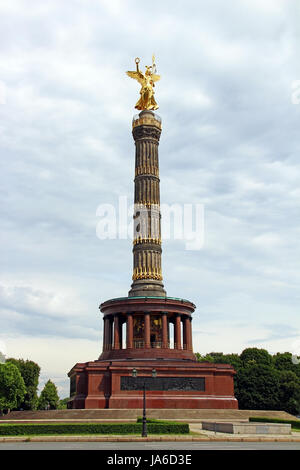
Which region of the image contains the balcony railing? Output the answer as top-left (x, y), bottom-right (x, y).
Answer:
top-left (151, 341), bottom-right (163, 349)
top-left (104, 341), bottom-right (185, 351)
top-left (133, 341), bottom-right (172, 349)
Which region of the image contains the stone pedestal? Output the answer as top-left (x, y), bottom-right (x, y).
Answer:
top-left (69, 359), bottom-right (238, 410)
top-left (68, 296), bottom-right (238, 410)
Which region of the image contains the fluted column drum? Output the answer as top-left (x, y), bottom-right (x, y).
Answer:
top-left (129, 110), bottom-right (166, 297)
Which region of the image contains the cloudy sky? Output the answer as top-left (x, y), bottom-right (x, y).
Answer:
top-left (0, 0), bottom-right (300, 398)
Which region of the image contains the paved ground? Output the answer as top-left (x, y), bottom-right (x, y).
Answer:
top-left (0, 441), bottom-right (300, 450)
top-left (190, 426), bottom-right (300, 440)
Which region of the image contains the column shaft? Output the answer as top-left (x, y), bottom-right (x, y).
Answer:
top-left (119, 319), bottom-right (123, 349)
top-left (144, 312), bottom-right (150, 348)
top-left (103, 317), bottom-right (109, 351)
top-left (187, 317), bottom-right (193, 351)
top-left (126, 313), bottom-right (133, 349)
top-left (183, 316), bottom-right (187, 350)
top-left (108, 317), bottom-right (113, 349)
top-left (113, 314), bottom-right (120, 349)
top-left (162, 312), bottom-right (168, 348)
top-left (174, 314), bottom-right (182, 349)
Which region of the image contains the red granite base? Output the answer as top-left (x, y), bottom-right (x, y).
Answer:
top-left (68, 360), bottom-right (238, 410)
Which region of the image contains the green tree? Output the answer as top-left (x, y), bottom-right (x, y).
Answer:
top-left (195, 352), bottom-right (214, 363)
top-left (58, 397), bottom-right (70, 409)
top-left (7, 358), bottom-right (40, 410)
top-left (222, 354), bottom-right (242, 372)
top-left (205, 352), bottom-right (242, 371)
top-left (38, 380), bottom-right (59, 410)
top-left (277, 370), bottom-right (300, 416)
top-left (240, 348), bottom-right (273, 367)
top-left (273, 352), bottom-right (298, 373)
top-left (195, 348), bottom-right (300, 414)
top-left (196, 352), bottom-right (242, 370)
top-left (0, 362), bottom-right (26, 414)
top-left (236, 363), bottom-right (280, 410)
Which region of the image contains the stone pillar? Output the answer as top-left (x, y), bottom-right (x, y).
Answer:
top-left (108, 316), bottom-right (113, 350)
top-left (144, 312), bottom-right (151, 348)
top-left (187, 316), bottom-right (193, 351)
top-left (183, 316), bottom-right (187, 350)
top-left (126, 313), bottom-right (133, 349)
top-left (103, 316), bottom-right (109, 351)
top-left (113, 314), bottom-right (120, 349)
top-left (174, 314), bottom-right (182, 349)
top-left (182, 315), bottom-right (192, 350)
top-left (119, 318), bottom-right (123, 349)
top-left (162, 312), bottom-right (168, 348)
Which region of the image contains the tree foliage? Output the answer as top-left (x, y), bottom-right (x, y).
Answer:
top-left (196, 347), bottom-right (300, 415)
top-left (38, 380), bottom-right (59, 410)
top-left (277, 370), bottom-right (300, 415)
top-left (236, 363), bottom-right (280, 410)
top-left (240, 347), bottom-right (273, 367)
top-left (7, 358), bottom-right (40, 410)
top-left (0, 362), bottom-right (26, 414)
top-left (58, 397), bottom-right (69, 409)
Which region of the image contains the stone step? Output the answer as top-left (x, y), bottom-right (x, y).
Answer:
top-left (0, 409), bottom-right (297, 422)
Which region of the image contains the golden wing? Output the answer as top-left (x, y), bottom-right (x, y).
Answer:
top-left (151, 74), bottom-right (160, 83)
top-left (126, 70), bottom-right (144, 85)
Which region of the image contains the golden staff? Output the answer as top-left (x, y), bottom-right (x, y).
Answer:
top-left (152, 54), bottom-right (157, 74)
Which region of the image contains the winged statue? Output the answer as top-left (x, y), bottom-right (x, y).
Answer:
top-left (126, 56), bottom-right (160, 110)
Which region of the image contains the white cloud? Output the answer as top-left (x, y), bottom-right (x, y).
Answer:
top-left (251, 233), bottom-right (284, 249)
top-left (0, 279), bottom-right (85, 319)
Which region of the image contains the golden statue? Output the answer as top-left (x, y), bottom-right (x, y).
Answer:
top-left (126, 56), bottom-right (160, 110)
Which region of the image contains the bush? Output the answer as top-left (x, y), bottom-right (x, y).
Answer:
top-left (136, 417), bottom-right (185, 424)
top-left (148, 423), bottom-right (189, 434)
top-left (0, 422), bottom-right (189, 436)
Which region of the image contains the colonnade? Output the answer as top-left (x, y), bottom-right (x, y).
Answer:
top-left (102, 312), bottom-right (193, 352)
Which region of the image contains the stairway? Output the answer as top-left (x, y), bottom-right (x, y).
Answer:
top-left (0, 409), bottom-right (297, 423)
